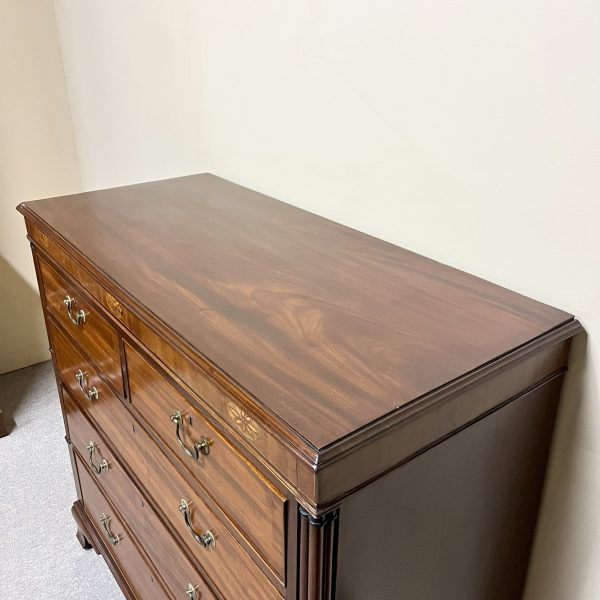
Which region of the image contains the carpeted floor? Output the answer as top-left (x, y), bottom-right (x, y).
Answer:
top-left (0, 361), bottom-right (124, 600)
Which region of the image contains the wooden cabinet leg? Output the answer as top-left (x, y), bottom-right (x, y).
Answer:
top-left (76, 528), bottom-right (93, 550)
top-left (72, 502), bottom-right (96, 553)
top-left (0, 410), bottom-right (8, 437)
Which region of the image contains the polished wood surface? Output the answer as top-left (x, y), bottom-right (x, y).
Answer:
top-left (125, 341), bottom-right (286, 578)
top-left (336, 374), bottom-right (564, 600)
top-left (39, 256), bottom-right (124, 396)
top-left (19, 174), bottom-right (574, 448)
top-left (54, 323), bottom-right (283, 597)
top-left (20, 175), bottom-right (582, 600)
top-left (72, 500), bottom-right (136, 600)
top-left (65, 392), bottom-right (218, 600)
top-left (49, 320), bottom-right (125, 438)
top-left (122, 397), bottom-right (283, 600)
top-left (313, 333), bottom-right (573, 507)
top-left (77, 455), bottom-right (170, 600)
top-left (26, 208), bottom-right (581, 514)
top-left (297, 509), bottom-right (339, 600)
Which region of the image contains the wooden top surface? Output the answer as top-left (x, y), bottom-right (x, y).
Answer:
top-left (21, 174), bottom-right (573, 449)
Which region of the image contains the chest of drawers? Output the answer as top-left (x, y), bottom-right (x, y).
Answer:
top-left (19, 174), bottom-right (581, 599)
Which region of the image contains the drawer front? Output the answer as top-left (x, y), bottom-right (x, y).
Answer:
top-left (77, 455), bottom-right (169, 600)
top-left (65, 391), bottom-right (218, 600)
top-left (40, 257), bottom-right (124, 396)
top-left (125, 343), bottom-right (286, 579)
top-left (126, 416), bottom-right (283, 600)
top-left (50, 321), bottom-right (125, 437)
top-left (53, 323), bottom-right (282, 599)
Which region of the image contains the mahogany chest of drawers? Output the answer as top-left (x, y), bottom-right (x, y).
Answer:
top-left (19, 174), bottom-right (581, 600)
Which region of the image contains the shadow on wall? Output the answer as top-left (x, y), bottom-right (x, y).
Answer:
top-left (0, 256), bottom-right (48, 376)
top-left (524, 330), bottom-right (599, 600)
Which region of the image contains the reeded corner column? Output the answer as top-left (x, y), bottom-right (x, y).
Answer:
top-left (297, 507), bottom-right (340, 600)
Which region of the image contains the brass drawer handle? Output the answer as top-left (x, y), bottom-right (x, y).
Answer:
top-left (86, 441), bottom-right (108, 475)
top-left (186, 583), bottom-right (199, 600)
top-left (178, 499), bottom-right (215, 549)
top-left (170, 410), bottom-right (210, 460)
top-left (63, 295), bottom-right (87, 326)
top-left (75, 369), bottom-right (99, 402)
top-left (100, 513), bottom-right (120, 546)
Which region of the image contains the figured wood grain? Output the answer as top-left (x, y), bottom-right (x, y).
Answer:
top-left (31, 225), bottom-right (306, 488)
top-left (64, 392), bottom-right (219, 600)
top-left (125, 341), bottom-right (286, 579)
top-left (77, 455), bottom-right (170, 600)
top-left (52, 320), bottom-right (283, 596)
top-left (49, 320), bottom-right (126, 435)
top-left (310, 335), bottom-right (573, 508)
top-left (39, 256), bottom-right (124, 396)
top-left (25, 208), bottom-right (583, 516)
top-left (18, 175), bottom-right (583, 600)
top-left (123, 405), bottom-right (283, 600)
top-left (72, 501), bottom-right (136, 599)
top-left (18, 174), bottom-right (575, 449)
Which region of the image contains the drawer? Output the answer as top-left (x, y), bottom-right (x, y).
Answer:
top-left (127, 413), bottom-right (283, 600)
top-left (65, 390), bottom-right (218, 600)
top-left (50, 321), bottom-right (126, 443)
top-left (76, 454), bottom-right (169, 600)
top-left (40, 256), bottom-right (124, 396)
top-left (53, 324), bottom-right (282, 599)
top-left (125, 342), bottom-right (286, 579)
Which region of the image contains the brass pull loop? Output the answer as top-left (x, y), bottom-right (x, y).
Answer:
top-left (186, 583), bottom-right (199, 600)
top-left (100, 514), bottom-right (120, 546)
top-left (170, 410), bottom-right (210, 460)
top-left (86, 441), bottom-right (108, 475)
top-left (178, 499), bottom-right (215, 549)
top-left (75, 370), bottom-right (99, 402)
top-left (63, 295), bottom-right (87, 326)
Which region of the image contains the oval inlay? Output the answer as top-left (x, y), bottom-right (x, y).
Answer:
top-left (37, 231), bottom-right (49, 249)
top-left (105, 293), bottom-right (125, 320)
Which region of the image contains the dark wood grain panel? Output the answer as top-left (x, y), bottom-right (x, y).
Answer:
top-left (31, 229), bottom-right (305, 494)
top-left (335, 374), bottom-right (564, 600)
top-left (107, 392), bottom-right (283, 599)
top-left (125, 341), bottom-right (286, 579)
top-left (18, 174), bottom-right (574, 448)
top-left (77, 455), bottom-right (170, 600)
top-left (49, 320), bottom-right (125, 437)
top-left (296, 509), bottom-right (339, 600)
top-left (39, 256), bottom-right (124, 396)
top-left (65, 392), bottom-right (219, 600)
top-left (52, 320), bottom-right (283, 596)
top-left (311, 334), bottom-right (573, 509)
top-left (26, 209), bottom-right (583, 514)
top-left (18, 175), bottom-right (583, 600)
top-left (72, 500), bottom-right (136, 599)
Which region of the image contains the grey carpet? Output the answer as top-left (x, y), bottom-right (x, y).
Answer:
top-left (0, 361), bottom-right (124, 600)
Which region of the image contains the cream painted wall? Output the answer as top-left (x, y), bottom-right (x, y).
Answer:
top-left (191, 3), bottom-right (599, 598)
top-left (53, 0), bottom-right (206, 190)
top-left (0, 1), bottom-right (81, 374)
top-left (10, 0), bottom-right (599, 596)
top-left (0, 1), bottom-right (208, 374)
